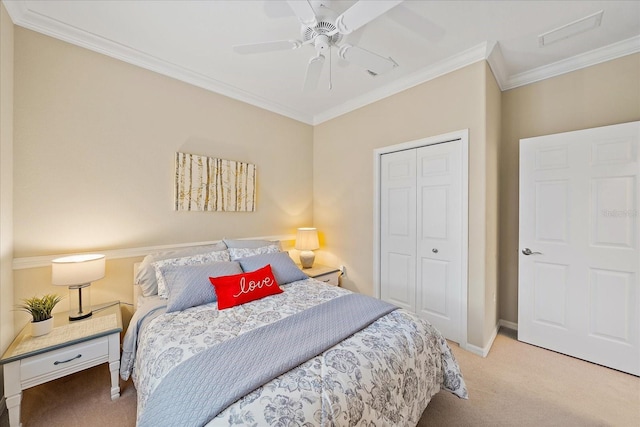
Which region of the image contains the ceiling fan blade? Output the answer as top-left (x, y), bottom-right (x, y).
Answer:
top-left (286, 0), bottom-right (317, 27)
top-left (303, 55), bottom-right (325, 92)
top-left (338, 44), bottom-right (398, 75)
top-left (335, 0), bottom-right (404, 35)
top-left (233, 40), bottom-right (301, 54)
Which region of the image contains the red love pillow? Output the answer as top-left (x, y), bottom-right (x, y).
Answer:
top-left (209, 264), bottom-right (283, 309)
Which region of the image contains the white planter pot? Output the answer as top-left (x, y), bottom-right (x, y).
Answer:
top-left (31, 317), bottom-right (53, 337)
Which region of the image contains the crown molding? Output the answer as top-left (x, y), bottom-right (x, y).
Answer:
top-left (4, 1), bottom-right (638, 124)
top-left (312, 42), bottom-right (492, 125)
top-left (2, 0), bottom-right (315, 125)
top-left (503, 35), bottom-right (640, 90)
top-left (486, 41), bottom-right (508, 91)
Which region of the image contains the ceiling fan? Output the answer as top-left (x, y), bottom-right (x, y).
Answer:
top-left (233, 0), bottom-right (404, 91)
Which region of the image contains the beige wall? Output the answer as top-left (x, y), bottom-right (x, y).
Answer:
top-left (0, 2), bottom-right (15, 402)
top-left (12, 28), bottom-right (314, 330)
top-left (499, 53), bottom-right (640, 324)
top-left (483, 62), bottom-right (501, 343)
top-left (313, 61), bottom-right (498, 348)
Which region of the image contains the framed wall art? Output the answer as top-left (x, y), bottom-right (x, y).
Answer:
top-left (175, 152), bottom-right (256, 212)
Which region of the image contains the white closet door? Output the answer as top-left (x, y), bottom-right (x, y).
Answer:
top-left (519, 121), bottom-right (639, 375)
top-left (380, 149), bottom-right (417, 312)
top-left (380, 141), bottom-right (463, 343)
top-left (416, 141), bottom-right (463, 342)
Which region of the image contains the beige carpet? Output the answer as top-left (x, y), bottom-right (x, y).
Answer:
top-left (420, 329), bottom-right (639, 426)
top-left (2, 328), bottom-right (639, 426)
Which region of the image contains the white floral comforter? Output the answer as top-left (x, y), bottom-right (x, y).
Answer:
top-left (123, 279), bottom-right (467, 426)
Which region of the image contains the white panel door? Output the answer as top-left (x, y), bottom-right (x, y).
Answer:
top-left (380, 141), bottom-right (463, 343)
top-left (380, 149), bottom-right (417, 312)
top-left (416, 141), bottom-right (463, 342)
top-left (519, 121), bottom-right (639, 375)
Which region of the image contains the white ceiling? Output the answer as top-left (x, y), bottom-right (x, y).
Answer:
top-left (4, 0), bottom-right (640, 124)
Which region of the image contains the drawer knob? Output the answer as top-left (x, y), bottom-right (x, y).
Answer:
top-left (54, 354), bottom-right (82, 365)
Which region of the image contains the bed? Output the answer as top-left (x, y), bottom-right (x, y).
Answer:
top-left (120, 239), bottom-right (467, 426)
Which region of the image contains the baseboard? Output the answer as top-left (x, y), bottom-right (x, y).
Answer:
top-left (499, 319), bottom-right (518, 331)
top-left (460, 323), bottom-right (499, 357)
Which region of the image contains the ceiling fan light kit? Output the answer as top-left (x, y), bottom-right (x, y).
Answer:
top-left (233, 0), bottom-right (403, 92)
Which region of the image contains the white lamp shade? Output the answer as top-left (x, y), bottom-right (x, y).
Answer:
top-left (52, 254), bottom-right (105, 286)
top-left (295, 228), bottom-right (319, 251)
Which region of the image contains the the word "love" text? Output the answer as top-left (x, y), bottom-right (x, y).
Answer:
top-left (233, 275), bottom-right (275, 297)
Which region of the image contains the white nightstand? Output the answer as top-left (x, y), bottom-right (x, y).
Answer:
top-left (301, 264), bottom-right (341, 286)
top-left (0, 301), bottom-right (123, 427)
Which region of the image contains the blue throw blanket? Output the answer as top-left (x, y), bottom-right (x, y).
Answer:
top-left (139, 294), bottom-right (397, 427)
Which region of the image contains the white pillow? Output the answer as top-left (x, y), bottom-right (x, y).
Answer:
top-left (152, 250), bottom-right (231, 298)
top-left (135, 242), bottom-right (227, 296)
top-left (228, 244), bottom-right (280, 261)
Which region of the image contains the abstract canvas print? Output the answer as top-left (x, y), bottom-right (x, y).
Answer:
top-left (175, 152), bottom-right (256, 212)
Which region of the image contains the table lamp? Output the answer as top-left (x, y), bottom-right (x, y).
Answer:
top-left (52, 254), bottom-right (105, 320)
top-left (295, 227), bottom-right (319, 268)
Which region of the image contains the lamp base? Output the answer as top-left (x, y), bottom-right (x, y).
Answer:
top-left (299, 250), bottom-right (315, 269)
top-left (68, 283), bottom-right (93, 321)
top-left (69, 311), bottom-right (92, 321)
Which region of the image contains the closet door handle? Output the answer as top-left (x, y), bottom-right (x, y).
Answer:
top-left (432, 248), bottom-right (438, 253)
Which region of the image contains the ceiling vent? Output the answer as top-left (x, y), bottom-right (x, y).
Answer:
top-left (538, 10), bottom-right (604, 47)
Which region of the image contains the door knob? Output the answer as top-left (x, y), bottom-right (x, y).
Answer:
top-left (432, 248), bottom-right (438, 253)
top-left (522, 248), bottom-right (542, 256)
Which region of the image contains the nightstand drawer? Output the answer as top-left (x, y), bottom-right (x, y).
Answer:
top-left (20, 337), bottom-right (109, 382)
top-left (314, 271), bottom-right (340, 286)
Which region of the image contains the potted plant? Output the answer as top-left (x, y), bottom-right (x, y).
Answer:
top-left (17, 294), bottom-right (62, 337)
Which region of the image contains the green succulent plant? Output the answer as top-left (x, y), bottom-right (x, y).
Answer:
top-left (17, 294), bottom-right (63, 322)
